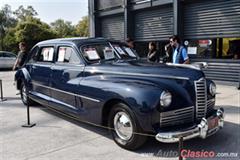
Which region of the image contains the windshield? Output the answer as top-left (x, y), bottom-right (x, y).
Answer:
top-left (80, 42), bottom-right (139, 64)
top-left (81, 43), bottom-right (118, 63)
top-left (110, 42), bottom-right (138, 60)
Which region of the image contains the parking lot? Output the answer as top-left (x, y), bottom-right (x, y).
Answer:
top-left (0, 71), bottom-right (239, 160)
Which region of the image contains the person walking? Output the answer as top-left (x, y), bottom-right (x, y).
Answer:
top-left (126, 37), bottom-right (135, 49)
top-left (126, 37), bottom-right (140, 58)
top-left (13, 42), bottom-right (28, 70)
top-left (169, 35), bottom-right (190, 64)
top-left (164, 43), bottom-right (173, 63)
top-left (147, 42), bottom-right (159, 62)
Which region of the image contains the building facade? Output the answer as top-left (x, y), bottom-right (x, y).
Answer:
top-left (89, 0), bottom-right (240, 84)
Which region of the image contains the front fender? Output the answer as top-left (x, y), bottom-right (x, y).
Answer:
top-left (81, 76), bottom-right (163, 111)
top-left (80, 76), bottom-right (165, 132)
top-left (81, 74), bottom-right (194, 132)
top-left (15, 68), bottom-right (31, 90)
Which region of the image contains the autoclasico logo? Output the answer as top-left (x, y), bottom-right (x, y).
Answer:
top-left (141, 149), bottom-right (238, 158)
top-left (181, 149), bottom-right (215, 158)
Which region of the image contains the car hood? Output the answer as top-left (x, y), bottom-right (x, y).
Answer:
top-left (85, 59), bottom-right (204, 81)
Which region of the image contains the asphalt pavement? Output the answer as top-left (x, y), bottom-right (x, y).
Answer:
top-left (0, 71), bottom-right (239, 160)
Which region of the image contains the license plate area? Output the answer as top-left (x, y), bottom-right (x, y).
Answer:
top-left (207, 116), bottom-right (219, 130)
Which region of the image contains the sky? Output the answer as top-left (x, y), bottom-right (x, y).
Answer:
top-left (0, 0), bottom-right (88, 25)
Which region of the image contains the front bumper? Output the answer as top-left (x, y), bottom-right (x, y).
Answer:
top-left (155, 108), bottom-right (224, 143)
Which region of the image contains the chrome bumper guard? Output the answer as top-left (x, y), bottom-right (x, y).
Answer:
top-left (156, 108), bottom-right (224, 143)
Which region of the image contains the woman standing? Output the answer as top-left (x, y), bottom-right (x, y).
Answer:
top-left (13, 42), bottom-right (28, 70)
top-left (147, 42), bottom-right (159, 62)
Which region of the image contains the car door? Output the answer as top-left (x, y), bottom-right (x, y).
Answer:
top-left (50, 45), bottom-right (85, 114)
top-left (29, 46), bottom-right (54, 104)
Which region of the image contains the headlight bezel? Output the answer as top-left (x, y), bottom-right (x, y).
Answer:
top-left (160, 90), bottom-right (172, 107)
top-left (209, 83), bottom-right (216, 96)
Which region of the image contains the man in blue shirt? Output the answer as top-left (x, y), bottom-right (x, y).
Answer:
top-left (169, 35), bottom-right (190, 64)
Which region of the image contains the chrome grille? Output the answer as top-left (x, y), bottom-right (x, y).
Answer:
top-left (160, 106), bottom-right (194, 127)
top-left (194, 78), bottom-right (207, 120)
top-left (207, 99), bottom-right (215, 113)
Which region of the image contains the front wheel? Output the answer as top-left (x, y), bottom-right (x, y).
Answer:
top-left (20, 82), bottom-right (34, 106)
top-left (108, 103), bottom-right (147, 150)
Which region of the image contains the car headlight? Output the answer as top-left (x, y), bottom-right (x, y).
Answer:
top-left (160, 91), bottom-right (172, 107)
top-left (209, 83), bottom-right (216, 96)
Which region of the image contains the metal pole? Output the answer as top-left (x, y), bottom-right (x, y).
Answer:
top-left (22, 90), bottom-right (36, 128)
top-left (178, 137), bottom-right (183, 160)
top-left (0, 79), bottom-right (3, 99)
top-left (238, 72), bottom-right (240, 90)
top-left (0, 79), bottom-right (7, 102)
top-left (27, 102), bottom-right (30, 125)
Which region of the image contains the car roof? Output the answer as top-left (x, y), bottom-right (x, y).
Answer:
top-left (36, 37), bottom-right (121, 47)
top-left (0, 51), bottom-right (15, 55)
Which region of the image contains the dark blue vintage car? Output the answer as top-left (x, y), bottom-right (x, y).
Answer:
top-left (15, 38), bottom-right (224, 150)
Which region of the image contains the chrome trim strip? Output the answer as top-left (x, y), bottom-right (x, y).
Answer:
top-left (160, 106), bottom-right (194, 127)
top-left (30, 91), bottom-right (77, 110)
top-left (88, 69), bottom-right (189, 80)
top-left (31, 82), bottom-right (100, 103)
top-left (166, 63), bottom-right (201, 70)
top-left (207, 99), bottom-right (215, 113)
top-left (51, 97), bottom-right (77, 110)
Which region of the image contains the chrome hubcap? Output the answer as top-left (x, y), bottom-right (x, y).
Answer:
top-left (114, 111), bottom-right (133, 141)
top-left (22, 86), bottom-right (27, 103)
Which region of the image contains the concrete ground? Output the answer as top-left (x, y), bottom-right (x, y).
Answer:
top-left (0, 71), bottom-right (239, 160)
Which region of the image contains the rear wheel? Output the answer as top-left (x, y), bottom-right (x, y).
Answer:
top-left (108, 103), bottom-right (147, 150)
top-left (20, 82), bottom-right (34, 106)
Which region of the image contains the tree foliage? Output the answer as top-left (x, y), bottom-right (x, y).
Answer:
top-left (13, 5), bottom-right (38, 21)
top-left (75, 16), bottom-right (89, 37)
top-left (3, 28), bottom-right (18, 53)
top-left (15, 18), bottom-right (57, 50)
top-left (0, 4), bottom-right (17, 50)
top-left (0, 5), bottom-right (89, 53)
top-left (50, 19), bottom-right (75, 38)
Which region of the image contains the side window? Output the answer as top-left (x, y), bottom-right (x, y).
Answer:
top-left (36, 47), bottom-right (54, 62)
top-left (29, 46), bottom-right (40, 62)
top-left (57, 47), bottom-right (80, 64)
